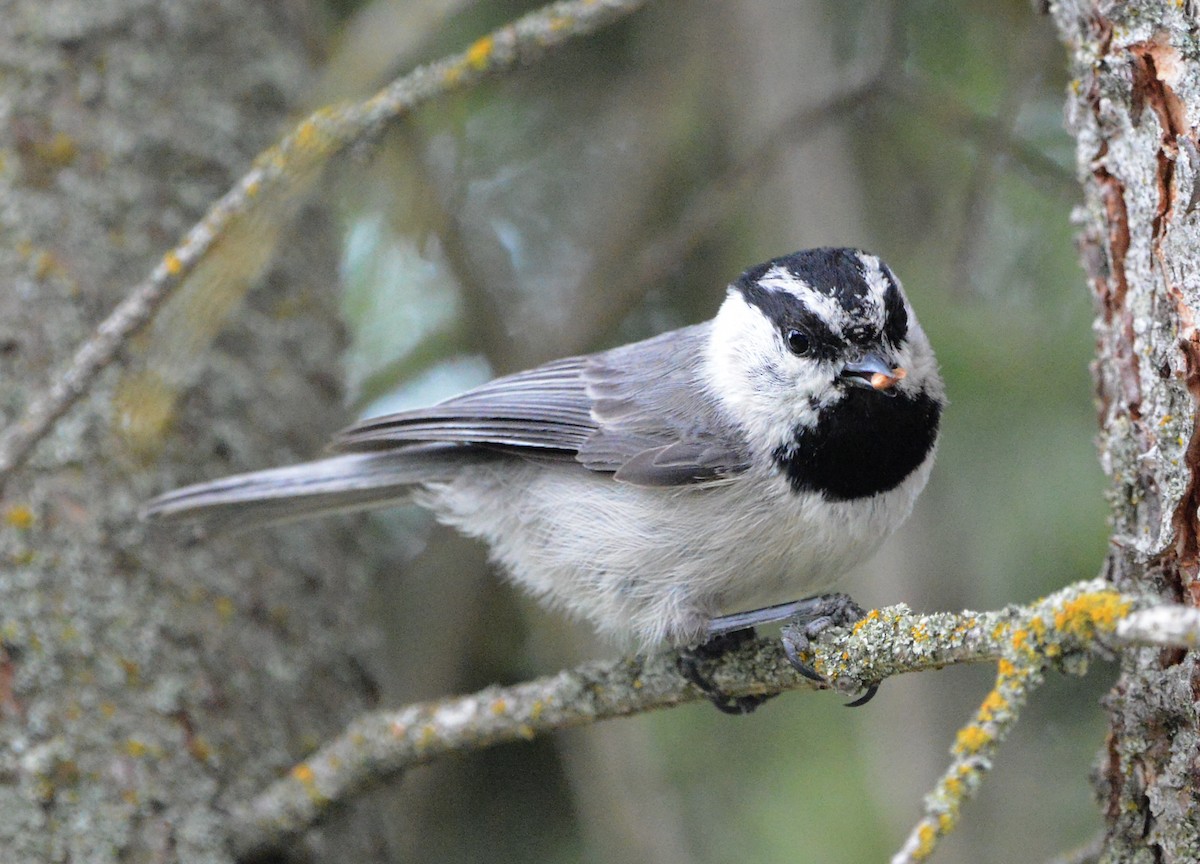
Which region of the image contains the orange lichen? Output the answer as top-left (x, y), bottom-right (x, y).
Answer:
top-left (1053, 591), bottom-right (1132, 638)
top-left (853, 609), bottom-right (882, 634)
top-left (466, 36), bottom-right (494, 69)
top-left (3, 505), bottom-right (34, 530)
top-left (1010, 629), bottom-right (1029, 652)
top-left (119, 658), bottom-right (140, 686)
top-left (417, 724), bottom-right (437, 749)
top-left (292, 763), bottom-right (326, 802)
top-left (33, 251), bottom-right (63, 280)
top-left (914, 822), bottom-right (937, 858)
top-left (978, 690), bottom-right (1008, 722)
top-left (124, 738), bottom-right (149, 758)
top-left (295, 119), bottom-right (319, 148)
top-left (1028, 616), bottom-right (1047, 643)
top-left (48, 132), bottom-right (77, 166)
top-left (188, 735), bottom-right (213, 764)
top-left (953, 725), bottom-right (991, 755)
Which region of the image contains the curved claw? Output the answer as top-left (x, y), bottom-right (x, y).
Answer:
top-left (776, 593), bottom-right (879, 701)
top-left (783, 638), bottom-right (827, 683)
top-left (785, 633), bottom-right (874, 704)
top-left (843, 683), bottom-right (879, 708)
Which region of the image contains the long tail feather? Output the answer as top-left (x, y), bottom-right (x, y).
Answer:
top-left (141, 448), bottom-right (466, 532)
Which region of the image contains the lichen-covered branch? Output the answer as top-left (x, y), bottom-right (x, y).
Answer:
top-left (228, 579), bottom-right (1149, 860)
top-left (0, 0), bottom-right (650, 484)
top-left (890, 587), bottom-right (1134, 863)
top-left (893, 658), bottom-right (1046, 864)
top-left (1116, 605), bottom-right (1200, 648)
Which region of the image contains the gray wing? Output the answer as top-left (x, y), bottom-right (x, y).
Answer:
top-left (333, 323), bottom-right (751, 486)
top-left (577, 325), bottom-right (752, 484)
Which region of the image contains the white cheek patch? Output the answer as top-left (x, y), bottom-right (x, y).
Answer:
top-left (705, 294), bottom-right (779, 415)
top-left (705, 293), bottom-right (831, 453)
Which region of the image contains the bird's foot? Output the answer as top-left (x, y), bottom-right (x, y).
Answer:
top-left (676, 628), bottom-right (776, 715)
top-left (707, 593), bottom-right (878, 707)
top-left (779, 593), bottom-right (879, 707)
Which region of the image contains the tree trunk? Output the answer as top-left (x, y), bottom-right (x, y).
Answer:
top-left (1052, 2), bottom-right (1200, 858)
top-left (0, 3), bottom-right (394, 860)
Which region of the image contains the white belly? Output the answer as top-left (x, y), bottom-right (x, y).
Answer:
top-left (418, 456), bottom-right (932, 647)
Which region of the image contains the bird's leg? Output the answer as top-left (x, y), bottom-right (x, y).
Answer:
top-left (676, 628), bottom-right (776, 715)
top-left (708, 593), bottom-right (879, 707)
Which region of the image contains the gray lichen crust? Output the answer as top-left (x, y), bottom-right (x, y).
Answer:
top-left (1052, 1), bottom-right (1200, 858)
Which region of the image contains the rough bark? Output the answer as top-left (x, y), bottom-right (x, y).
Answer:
top-left (1052, 2), bottom-right (1200, 859)
top-left (0, 3), bottom-right (393, 860)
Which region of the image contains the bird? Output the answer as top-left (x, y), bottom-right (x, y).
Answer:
top-left (144, 247), bottom-right (944, 657)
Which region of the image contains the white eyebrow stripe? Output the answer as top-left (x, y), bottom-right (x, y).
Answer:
top-left (756, 264), bottom-right (807, 295)
top-left (856, 252), bottom-right (893, 310)
top-left (756, 264), bottom-right (852, 336)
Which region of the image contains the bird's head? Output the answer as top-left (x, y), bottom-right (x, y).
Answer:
top-left (707, 247), bottom-right (944, 499)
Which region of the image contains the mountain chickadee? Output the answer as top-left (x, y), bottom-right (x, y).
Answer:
top-left (145, 247), bottom-right (944, 655)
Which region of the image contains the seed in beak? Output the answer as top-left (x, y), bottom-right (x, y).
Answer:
top-left (870, 367), bottom-right (907, 391)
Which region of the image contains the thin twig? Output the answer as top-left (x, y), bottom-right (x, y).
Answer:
top-left (892, 646), bottom-right (1046, 863)
top-left (890, 584), bottom-right (1135, 863)
top-left (0, 0), bottom-right (650, 486)
top-left (1116, 604), bottom-right (1200, 647)
top-left (228, 579), bottom-right (1152, 860)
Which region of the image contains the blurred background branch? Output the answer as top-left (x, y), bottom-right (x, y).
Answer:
top-left (0, 0), bottom-right (648, 483)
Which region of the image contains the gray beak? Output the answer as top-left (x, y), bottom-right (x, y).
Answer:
top-left (840, 353), bottom-right (906, 396)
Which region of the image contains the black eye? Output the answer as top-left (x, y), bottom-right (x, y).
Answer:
top-left (785, 329), bottom-right (811, 356)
